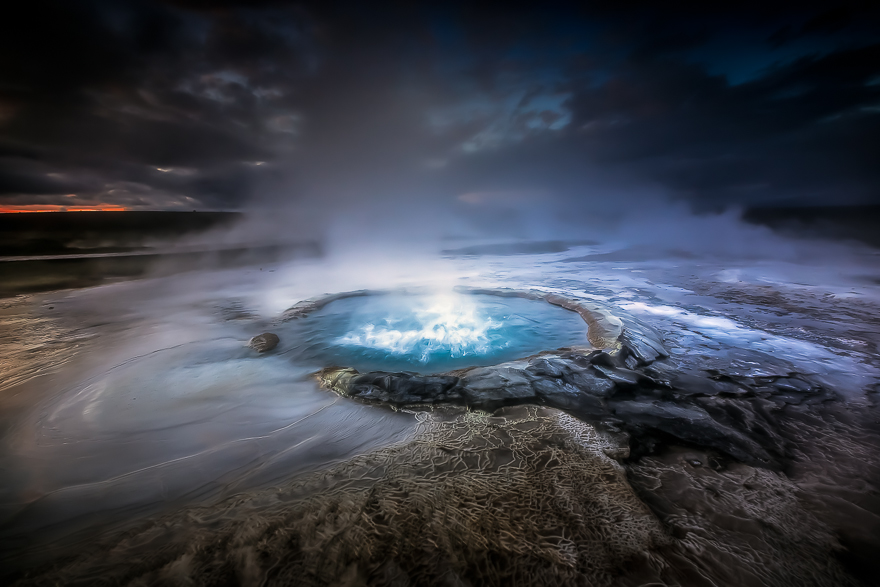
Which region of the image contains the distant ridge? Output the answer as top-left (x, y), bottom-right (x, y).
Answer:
top-left (0, 211), bottom-right (242, 257)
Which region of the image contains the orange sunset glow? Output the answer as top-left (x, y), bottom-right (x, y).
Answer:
top-left (0, 204), bottom-right (129, 213)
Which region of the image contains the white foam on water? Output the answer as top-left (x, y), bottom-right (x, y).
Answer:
top-left (337, 294), bottom-right (503, 361)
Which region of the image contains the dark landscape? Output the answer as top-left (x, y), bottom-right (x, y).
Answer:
top-left (1, 2), bottom-right (879, 586)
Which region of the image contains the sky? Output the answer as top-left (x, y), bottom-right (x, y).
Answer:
top-left (0, 1), bottom-right (878, 219)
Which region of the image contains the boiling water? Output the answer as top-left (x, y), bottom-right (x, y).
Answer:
top-left (278, 293), bottom-right (590, 373)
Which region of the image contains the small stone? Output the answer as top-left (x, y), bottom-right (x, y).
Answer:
top-left (249, 332), bottom-right (280, 353)
top-left (688, 459), bottom-right (702, 467)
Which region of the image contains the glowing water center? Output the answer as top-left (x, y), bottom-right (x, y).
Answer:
top-left (338, 296), bottom-right (501, 360)
top-left (283, 292), bottom-right (590, 373)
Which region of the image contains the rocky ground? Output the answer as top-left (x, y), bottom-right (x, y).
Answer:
top-left (2, 242), bottom-right (880, 585)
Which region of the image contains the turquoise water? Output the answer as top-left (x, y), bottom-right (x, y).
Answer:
top-left (279, 293), bottom-right (589, 373)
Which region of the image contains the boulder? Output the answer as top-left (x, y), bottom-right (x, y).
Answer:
top-left (531, 378), bottom-right (607, 417)
top-left (619, 327), bottom-right (668, 366)
top-left (610, 399), bottom-right (772, 466)
top-left (248, 332), bottom-right (279, 353)
top-left (460, 367), bottom-right (537, 406)
top-left (526, 357), bottom-right (569, 378)
top-left (561, 367), bottom-right (617, 398)
top-left (346, 372), bottom-right (466, 405)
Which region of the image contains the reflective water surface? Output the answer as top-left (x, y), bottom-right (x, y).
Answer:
top-left (281, 292), bottom-right (589, 373)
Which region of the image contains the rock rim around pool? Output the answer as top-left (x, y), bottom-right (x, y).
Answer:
top-left (248, 332), bottom-right (280, 353)
top-left (292, 288), bottom-right (840, 470)
top-left (317, 348), bottom-right (838, 470)
top-left (278, 286), bottom-right (635, 353)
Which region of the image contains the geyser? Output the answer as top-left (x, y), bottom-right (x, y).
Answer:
top-left (277, 291), bottom-right (590, 373)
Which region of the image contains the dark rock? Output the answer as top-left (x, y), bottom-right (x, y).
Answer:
top-left (804, 388), bottom-right (838, 404)
top-left (593, 365), bottom-right (644, 387)
top-left (561, 367), bottom-right (617, 398)
top-left (460, 367), bottom-right (537, 405)
top-left (531, 378), bottom-right (608, 416)
top-left (719, 349), bottom-right (794, 378)
top-left (526, 357), bottom-right (568, 378)
top-left (694, 395), bottom-right (787, 459)
top-left (773, 377), bottom-right (812, 393)
top-left (670, 374), bottom-right (721, 396)
top-left (360, 373), bottom-right (464, 404)
top-left (248, 332), bottom-right (279, 353)
top-left (611, 400), bottom-right (772, 465)
top-left (314, 340), bottom-right (812, 472)
top-left (603, 446), bottom-right (631, 460)
top-left (671, 373), bottom-right (747, 397)
top-left (586, 350), bottom-right (619, 368)
top-left (619, 327), bottom-right (669, 366)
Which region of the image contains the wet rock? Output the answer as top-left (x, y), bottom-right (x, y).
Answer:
top-left (769, 392), bottom-right (806, 405)
top-left (593, 365), bottom-right (644, 387)
top-left (671, 373), bottom-right (747, 397)
top-left (460, 367), bottom-right (537, 405)
top-left (354, 372), bottom-right (466, 405)
top-left (248, 332), bottom-right (279, 353)
top-left (718, 349), bottom-right (795, 378)
top-left (320, 369), bottom-right (466, 406)
top-left (585, 349), bottom-right (619, 368)
top-left (670, 374), bottom-right (721, 396)
top-left (773, 377), bottom-right (812, 393)
top-left (561, 367), bottom-right (617, 398)
top-left (525, 356), bottom-right (618, 399)
top-left (619, 327), bottom-right (669, 366)
top-left (526, 357), bottom-right (568, 378)
top-left (623, 354), bottom-right (641, 370)
top-left (315, 343), bottom-right (806, 472)
top-left (611, 399), bottom-right (772, 465)
top-left (531, 378), bottom-right (607, 416)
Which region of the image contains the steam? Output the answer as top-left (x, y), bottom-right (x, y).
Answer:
top-left (337, 293), bottom-right (502, 361)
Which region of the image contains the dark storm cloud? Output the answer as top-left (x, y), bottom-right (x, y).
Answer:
top-left (0, 1), bottom-right (878, 213)
top-left (0, 0), bottom-right (314, 209)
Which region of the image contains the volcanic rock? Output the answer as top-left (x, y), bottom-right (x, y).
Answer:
top-left (526, 357), bottom-right (568, 378)
top-left (324, 369), bottom-right (467, 405)
top-left (593, 364), bottom-right (650, 387)
top-left (459, 367), bottom-right (537, 405)
top-left (317, 348), bottom-right (803, 468)
top-left (619, 325), bottom-right (669, 366)
top-left (560, 367), bottom-right (616, 398)
top-left (531, 378), bottom-right (607, 416)
top-left (610, 399), bottom-right (772, 465)
top-left (248, 332), bottom-right (279, 353)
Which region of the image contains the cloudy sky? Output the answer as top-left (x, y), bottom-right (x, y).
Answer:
top-left (0, 1), bottom-right (878, 217)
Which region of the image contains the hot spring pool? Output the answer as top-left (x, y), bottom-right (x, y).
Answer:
top-left (278, 292), bottom-right (590, 373)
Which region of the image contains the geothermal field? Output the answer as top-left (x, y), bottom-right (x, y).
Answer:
top-left (2, 2), bottom-right (879, 585)
top-left (2, 226), bottom-right (879, 586)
